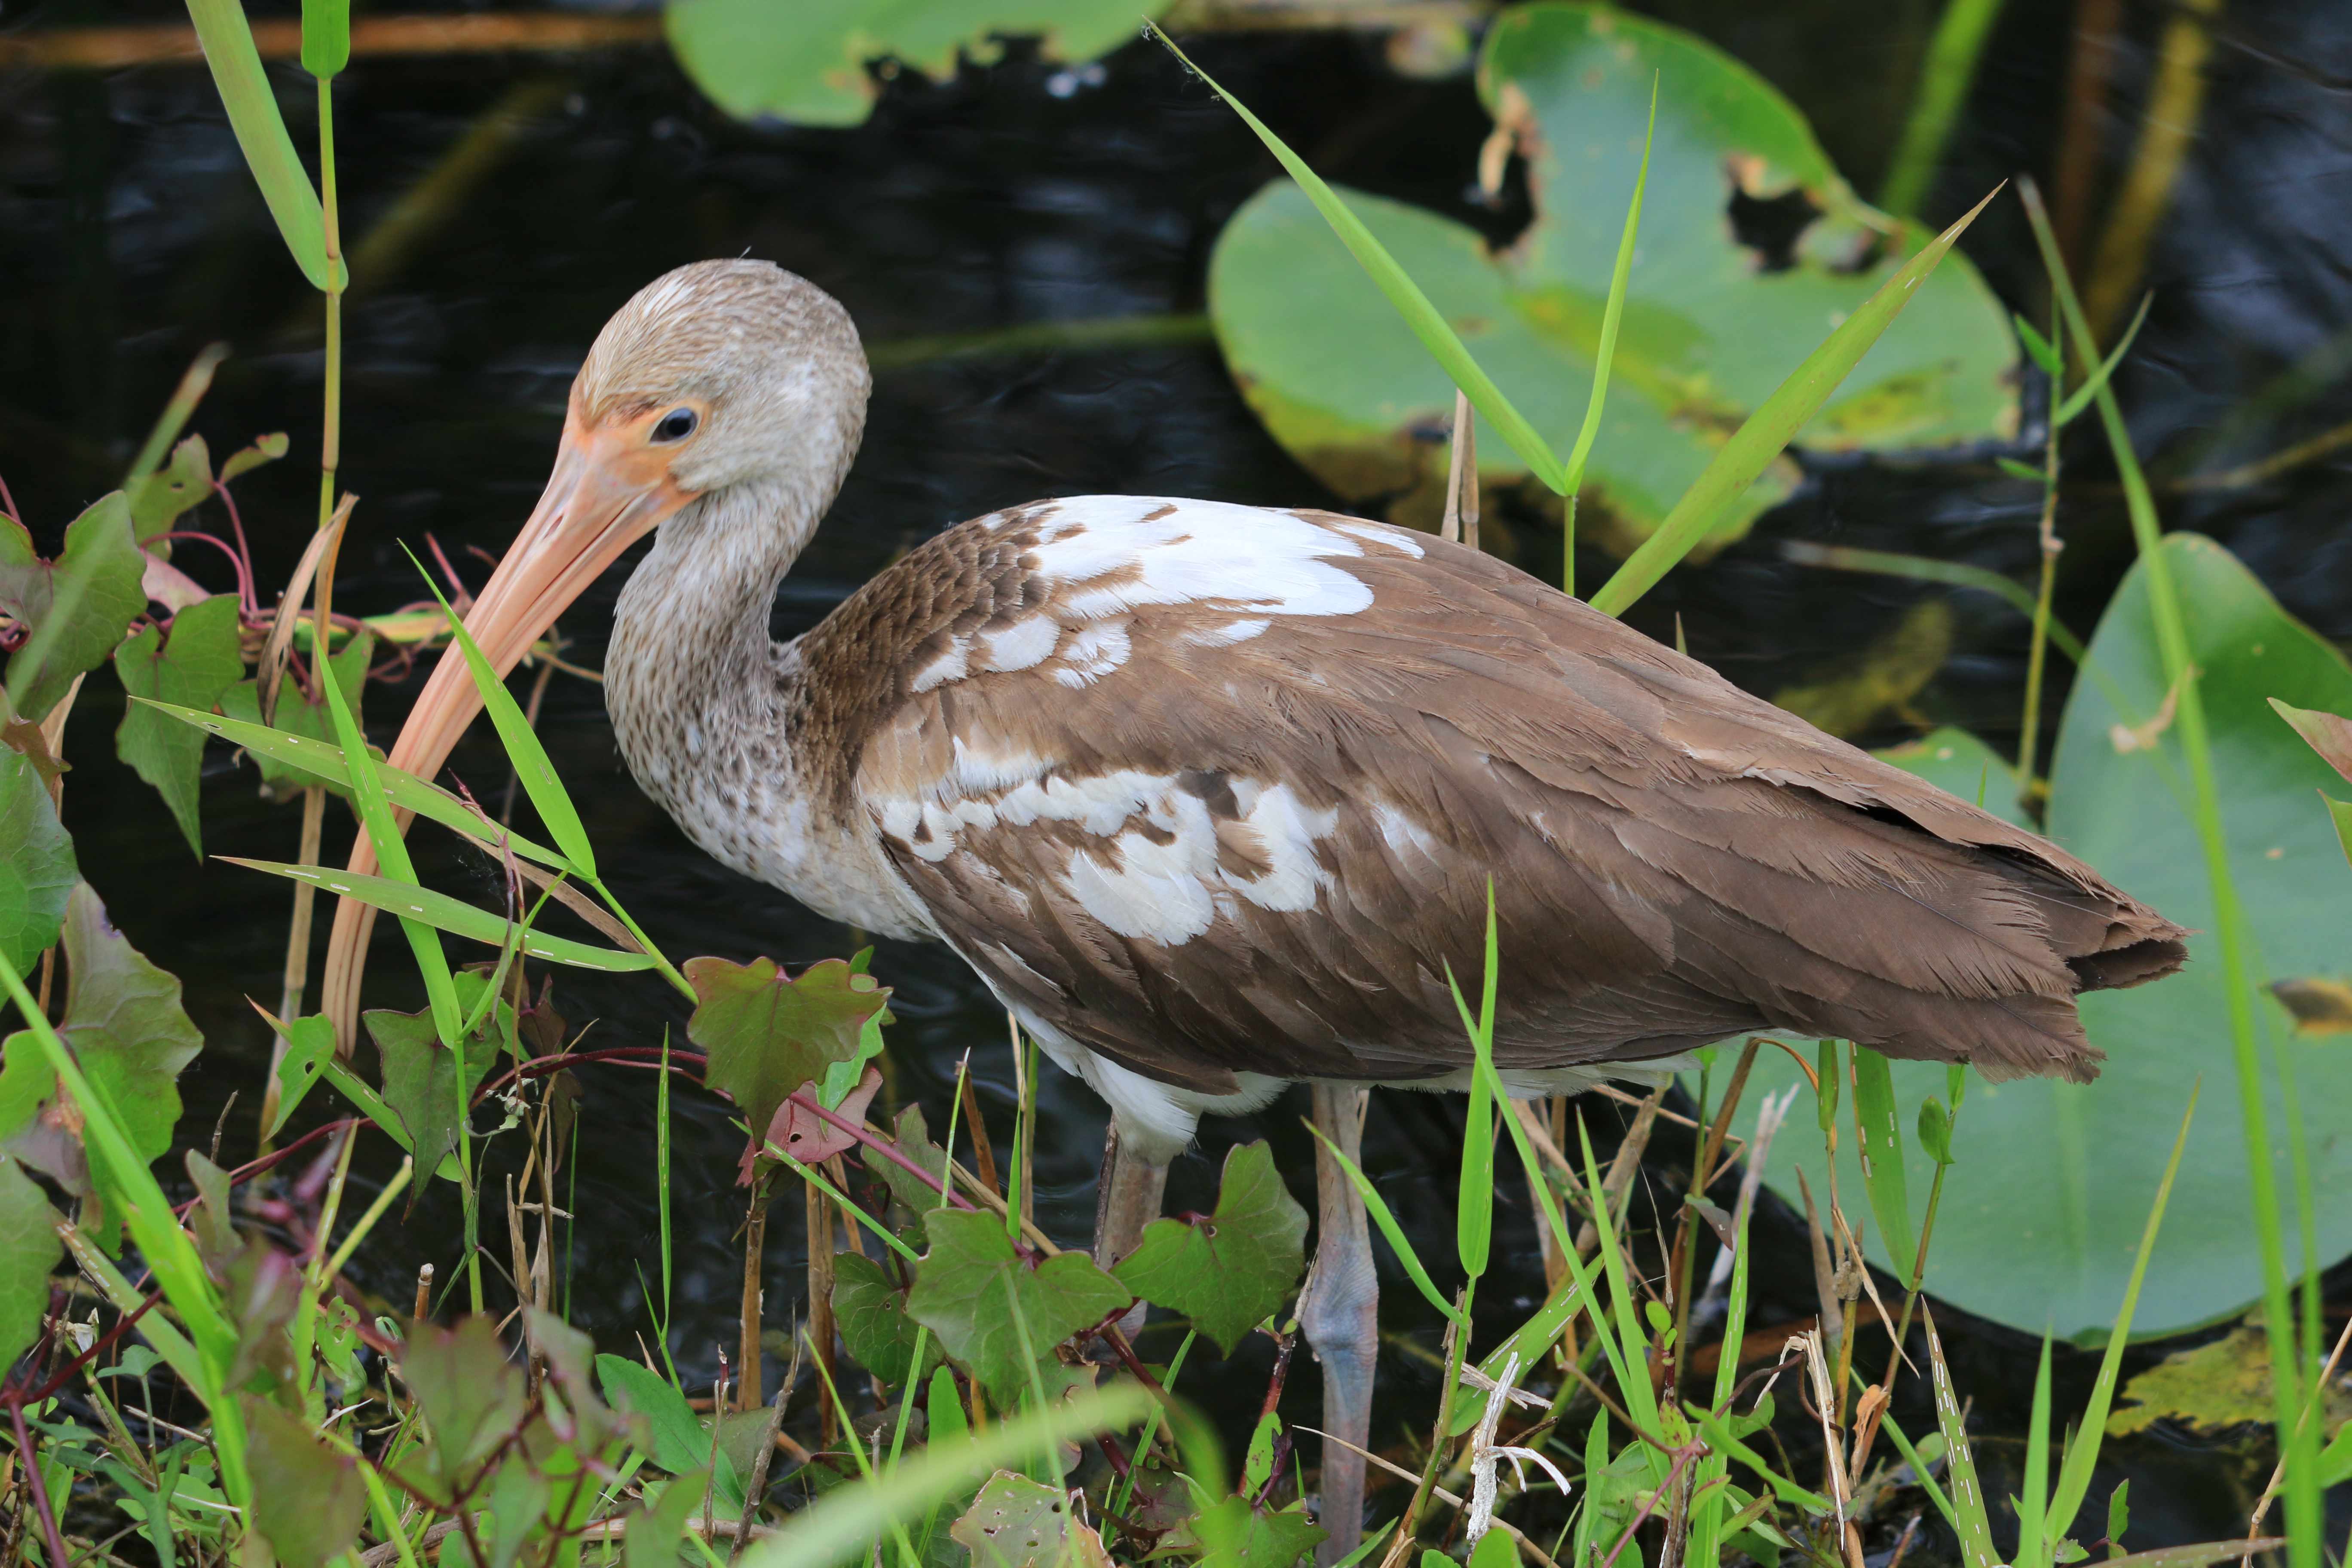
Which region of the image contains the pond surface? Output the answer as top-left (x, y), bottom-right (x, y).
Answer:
top-left (6, 0), bottom-right (2352, 1554)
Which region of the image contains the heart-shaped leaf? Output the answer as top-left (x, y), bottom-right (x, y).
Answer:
top-left (1208, 2), bottom-right (2013, 552)
top-left (0, 1153), bottom-right (61, 1370)
top-left (834, 1250), bottom-right (945, 1387)
top-left (1743, 535), bottom-right (2352, 1338)
top-left (241, 1396), bottom-right (368, 1568)
top-left (1112, 1140), bottom-right (1306, 1356)
top-left (684, 955), bottom-right (889, 1181)
top-left (904, 1209), bottom-right (1130, 1406)
top-left (113, 594), bottom-right (245, 858)
top-left (0, 493), bottom-right (149, 721)
top-left (0, 741), bottom-right (76, 977)
top-left (367, 971), bottom-right (507, 1204)
top-left (951, 1470), bottom-right (1114, 1568)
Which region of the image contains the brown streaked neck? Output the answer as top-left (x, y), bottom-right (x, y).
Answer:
top-left (604, 476), bottom-right (824, 806)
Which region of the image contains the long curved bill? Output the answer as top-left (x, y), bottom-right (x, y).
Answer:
top-left (320, 404), bottom-right (696, 1053)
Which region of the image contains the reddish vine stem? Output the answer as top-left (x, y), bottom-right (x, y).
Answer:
top-left (6, 1392), bottom-right (71, 1568)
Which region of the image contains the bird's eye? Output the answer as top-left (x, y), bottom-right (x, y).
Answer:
top-left (650, 407), bottom-right (699, 443)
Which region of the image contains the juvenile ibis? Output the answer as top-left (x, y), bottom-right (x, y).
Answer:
top-left (322, 260), bottom-right (2186, 1557)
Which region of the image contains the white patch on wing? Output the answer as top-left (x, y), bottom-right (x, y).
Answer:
top-left (980, 614), bottom-right (1059, 672)
top-left (909, 640), bottom-right (969, 693)
top-left (1222, 781), bottom-right (1338, 911)
top-left (1183, 617), bottom-right (1270, 648)
top-left (1056, 619), bottom-right (1132, 687)
top-left (1374, 802), bottom-right (1439, 860)
top-left (949, 734), bottom-right (1051, 794)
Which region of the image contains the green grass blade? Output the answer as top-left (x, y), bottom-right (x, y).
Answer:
top-left (1445, 887), bottom-right (1503, 1280)
top-left (1589, 186), bottom-right (2001, 619)
top-left (218, 858), bottom-right (656, 974)
top-left (1150, 25), bottom-right (1567, 492)
top-left (411, 557), bottom-right (597, 880)
top-left (2054, 292), bottom-right (2153, 428)
top-left (1877, 0), bottom-right (2010, 219)
top-left (1305, 1121), bottom-right (1466, 1329)
top-left (135, 697), bottom-right (580, 873)
top-left (2046, 1086), bottom-right (2197, 1537)
top-left (1561, 76), bottom-right (1656, 596)
top-left (1923, 1304), bottom-right (2000, 1568)
top-left (316, 644), bottom-right (466, 1048)
top-left (182, 0), bottom-right (341, 291)
top-left (1850, 1047), bottom-right (1916, 1281)
top-left (299, 0), bottom-right (347, 77)
top-left (1779, 542), bottom-right (2090, 662)
top-left (2021, 181), bottom-right (2315, 1568)
top-left (735, 1383), bottom-right (1155, 1568)
top-left (1875, 1409), bottom-right (1961, 1532)
top-left (2019, 1335), bottom-right (2053, 1568)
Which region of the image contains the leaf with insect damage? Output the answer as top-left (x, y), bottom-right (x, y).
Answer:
top-left (1113, 1141), bottom-right (1306, 1357)
top-left (367, 970), bottom-right (506, 1204)
top-left (0, 740), bottom-right (75, 977)
top-left (127, 435), bottom-right (214, 541)
top-left (0, 1152), bottom-right (61, 1369)
top-left (0, 493), bottom-right (148, 722)
top-left (1172, 1495), bottom-right (1326, 1567)
top-left (951, 1470), bottom-right (1113, 1568)
top-left (113, 594), bottom-right (245, 858)
top-left (835, 1249), bottom-right (945, 1387)
top-left (684, 954), bottom-right (889, 1182)
top-left (905, 1208), bottom-right (1130, 1407)
top-left (241, 1395), bottom-right (368, 1568)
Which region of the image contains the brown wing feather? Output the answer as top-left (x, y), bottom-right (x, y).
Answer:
top-left (813, 502), bottom-right (2185, 1092)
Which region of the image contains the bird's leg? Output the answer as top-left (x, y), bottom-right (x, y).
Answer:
top-left (1302, 1084), bottom-right (1376, 1567)
top-left (1093, 1115), bottom-right (1169, 1343)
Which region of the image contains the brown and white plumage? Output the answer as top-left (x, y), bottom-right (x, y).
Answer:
top-left (322, 259), bottom-right (2185, 1553)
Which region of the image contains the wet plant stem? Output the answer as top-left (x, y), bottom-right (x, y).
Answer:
top-left (6, 1396), bottom-right (69, 1568)
top-left (2015, 344), bottom-right (2064, 813)
top-left (260, 782), bottom-right (327, 1152)
top-left (1380, 1281), bottom-right (1472, 1568)
top-left (806, 1179), bottom-right (838, 1446)
top-left (740, 1172), bottom-right (769, 1414)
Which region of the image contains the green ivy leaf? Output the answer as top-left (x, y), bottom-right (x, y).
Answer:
top-left (1179, 1496), bottom-right (1328, 1567)
top-left (0, 494), bottom-right (149, 722)
top-left (218, 630), bottom-right (374, 802)
top-left (684, 955), bottom-right (889, 1177)
top-left (367, 974), bottom-right (504, 1206)
top-left (950, 1470), bottom-right (1113, 1568)
top-left (1112, 1141), bottom-right (1306, 1357)
top-left (834, 1250), bottom-right (944, 1386)
top-left (0, 1154), bottom-right (61, 1370)
top-left (397, 1317), bottom-right (530, 1498)
top-left (127, 435), bottom-right (214, 542)
top-left (904, 1209), bottom-right (1130, 1407)
top-left (264, 1014), bottom-right (337, 1140)
top-left (113, 594), bottom-right (246, 858)
top-left (0, 743), bottom-right (75, 977)
top-left (241, 1395), bottom-right (368, 1568)
top-left (861, 1102), bottom-right (952, 1220)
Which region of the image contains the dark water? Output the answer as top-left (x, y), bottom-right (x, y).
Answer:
top-left (7, 0), bottom-right (2352, 1554)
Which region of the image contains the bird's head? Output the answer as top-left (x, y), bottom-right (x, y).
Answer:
top-left (374, 258), bottom-right (868, 792)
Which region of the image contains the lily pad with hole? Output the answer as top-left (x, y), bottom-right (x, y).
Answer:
top-left (1207, 2), bottom-right (2015, 552)
top-left (1731, 535), bottom-right (2352, 1340)
top-left (666, 0), bottom-right (1171, 126)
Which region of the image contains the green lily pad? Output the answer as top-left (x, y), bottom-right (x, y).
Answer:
top-left (667, 0), bottom-right (1171, 127)
top-left (1737, 535), bottom-right (2352, 1339)
top-left (1207, 2), bottom-right (2015, 551)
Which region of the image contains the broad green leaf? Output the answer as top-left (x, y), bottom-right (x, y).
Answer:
top-left (222, 859), bottom-right (654, 974)
top-left (0, 742), bottom-right (76, 975)
top-left (184, 0), bottom-right (341, 290)
top-left (685, 955), bottom-right (890, 1173)
top-left (1875, 725), bottom-right (2030, 827)
top-left (241, 1396), bottom-right (367, 1568)
top-left (835, 1250), bottom-right (945, 1386)
top-left (396, 1317), bottom-right (529, 1497)
top-left (0, 493), bottom-right (149, 721)
top-left (1112, 1140), bottom-right (1306, 1356)
top-left (367, 974), bottom-right (505, 1204)
top-left (668, 0), bottom-right (1171, 126)
top-left (904, 1208), bottom-right (1130, 1406)
top-left (24, 885), bottom-right (205, 1170)
top-left (597, 1355), bottom-right (709, 1476)
top-left (1173, 1497), bottom-right (1326, 1568)
top-left (263, 1014), bottom-right (336, 1139)
top-left (1208, 3), bottom-right (2012, 553)
top-left (113, 595), bottom-right (245, 858)
top-left (861, 1102), bottom-right (952, 1219)
top-left (1741, 535), bottom-right (2352, 1338)
top-left (127, 434), bottom-right (214, 541)
top-left (141, 696), bottom-right (576, 871)
top-left (625, 1470), bottom-right (708, 1568)
top-left (0, 1153), bottom-right (61, 1369)
top-left (218, 631), bottom-right (375, 802)
top-left (951, 1470), bottom-right (1113, 1568)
